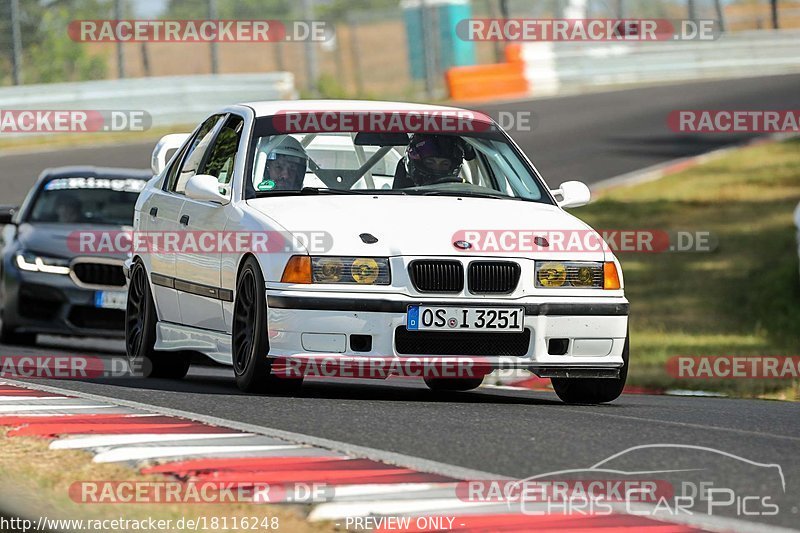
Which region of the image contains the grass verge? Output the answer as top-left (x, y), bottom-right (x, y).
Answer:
top-left (0, 428), bottom-right (332, 532)
top-left (0, 126), bottom-right (191, 154)
top-left (573, 138), bottom-right (800, 399)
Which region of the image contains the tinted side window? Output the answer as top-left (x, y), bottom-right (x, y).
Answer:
top-left (201, 115), bottom-right (244, 190)
top-left (167, 114), bottom-right (223, 194)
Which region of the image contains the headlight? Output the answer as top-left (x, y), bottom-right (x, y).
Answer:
top-left (15, 252), bottom-right (71, 275)
top-left (315, 258), bottom-right (344, 282)
top-left (281, 256), bottom-right (391, 285)
top-left (312, 257), bottom-right (390, 285)
top-left (536, 261), bottom-right (603, 288)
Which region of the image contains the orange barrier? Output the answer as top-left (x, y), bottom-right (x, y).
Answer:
top-left (505, 43), bottom-right (523, 63)
top-left (445, 44), bottom-right (530, 101)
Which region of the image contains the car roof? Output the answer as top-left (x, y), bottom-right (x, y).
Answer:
top-left (240, 99), bottom-right (474, 118)
top-left (38, 166), bottom-right (152, 181)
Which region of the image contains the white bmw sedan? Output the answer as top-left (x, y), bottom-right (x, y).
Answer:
top-left (126, 100), bottom-right (629, 403)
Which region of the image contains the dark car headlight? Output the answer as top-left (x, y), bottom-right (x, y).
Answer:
top-left (281, 256), bottom-right (391, 285)
top-left (15, 252), bottom-right (71, 275)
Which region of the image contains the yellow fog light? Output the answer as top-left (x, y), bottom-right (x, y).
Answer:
top-left (537, 262), bottom-right (567, 287)
top-left (352, 258), bottom-right (379, 284)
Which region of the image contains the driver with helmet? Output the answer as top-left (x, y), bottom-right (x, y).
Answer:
top-left (256, 136), bottom-right (308, 192)
top-left (395, 134), bottom-right (466, 188)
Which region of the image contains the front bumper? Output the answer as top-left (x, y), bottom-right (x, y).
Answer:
top-left (2, 268), bottom-right (127, 338)
top-left (264, 290), bottom-right (629, 375)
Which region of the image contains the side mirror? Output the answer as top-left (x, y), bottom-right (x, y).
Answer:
top-left (151, 133), bottom-right (190, 175)
top-left (552, 181), bottom-right (591, 209)
top-left (0, 205), bottom-right (18, 225)
top-left (185, 174), bottom-right (227, 204)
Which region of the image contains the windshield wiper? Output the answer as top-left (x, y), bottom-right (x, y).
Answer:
top-left (300, 187), bottom-right (361, 195)
top-left (417, 190), bottom-right (516, 200)
top-left (257, 187), bottom-right (362, 197)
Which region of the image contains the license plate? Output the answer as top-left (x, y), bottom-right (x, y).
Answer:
top-left (95, 291), bottom-right (127, 310)
top-left (407, 306), bottom-right (524, 332)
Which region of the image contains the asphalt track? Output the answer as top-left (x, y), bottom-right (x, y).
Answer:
top-left (2, 74), bottom-right (800, 529)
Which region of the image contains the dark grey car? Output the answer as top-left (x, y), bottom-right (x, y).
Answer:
top-left (0, 166), bottom-right (152, 345)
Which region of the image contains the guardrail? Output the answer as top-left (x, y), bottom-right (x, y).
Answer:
top-left (448, 29), bottom-right (800, 100)
top-left (0, 72), bottom-right (297, 135)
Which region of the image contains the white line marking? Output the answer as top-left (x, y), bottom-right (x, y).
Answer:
top-left (51, 433), bottom-right (255, 450)
top-left (328, 483), bottom-right (460, 502)
top-left (0, 396), bottom-right (72, 401)
top-left (308, 499), bottom-right (483, 521)
top-left (559, 407), bottom-right (800, 443)
top-left (0, 404), bottom-right (111, 413)
top-left (92, 444), bottom-right (302, 463)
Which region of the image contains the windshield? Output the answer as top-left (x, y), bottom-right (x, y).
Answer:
top-left (26, 177), bottom-right (146, 225)
top-left (247, 129), bottom-right (550, 203)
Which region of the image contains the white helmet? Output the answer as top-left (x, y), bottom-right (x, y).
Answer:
top-left (266, 135), bottom-right (307, 166)
top-left (258, 136), bottom-right (308, 191)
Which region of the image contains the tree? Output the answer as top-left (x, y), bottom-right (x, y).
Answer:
top-left (0, 0), bottom-right (110, 85)
top-left (164, 0), bottom-right (295, 19)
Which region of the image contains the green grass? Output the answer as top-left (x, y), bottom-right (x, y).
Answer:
top-left (0, 125), bottom-right (191, 153)
top-left (572, 138), bottom-right (800, 399)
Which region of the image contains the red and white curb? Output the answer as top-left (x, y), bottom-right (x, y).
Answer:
top-left (0, 380), bottom-right (730, 532)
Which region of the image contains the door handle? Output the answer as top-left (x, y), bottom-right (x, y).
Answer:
top-left (149, 207), bottom-right (158, 217)
top-left (179, 214), bottom-right (190, 226)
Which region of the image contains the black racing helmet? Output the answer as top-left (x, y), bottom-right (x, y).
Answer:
top-left (404, 134), bottom-right (465, 185)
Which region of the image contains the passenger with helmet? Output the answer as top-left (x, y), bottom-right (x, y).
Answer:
top-left (394, 134), bottom-right (466, 189)
top-left (256, 136), bottom-right (309, 192)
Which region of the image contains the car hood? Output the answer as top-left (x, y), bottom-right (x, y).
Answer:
top-left (14, 223), bottom-right (132, 261)
top-left (246, 195), bottom-right (605, 259)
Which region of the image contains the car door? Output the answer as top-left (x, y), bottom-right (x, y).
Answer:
top-left (147, 114), bottom-right (224, 324)
top-left (174, 113), bottom-right (244, 331)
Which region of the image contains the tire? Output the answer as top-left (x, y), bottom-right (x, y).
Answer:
top-left (0, 314), bottom-right (36, 346)
top-left (126, 261), bottom-right (189, 379)
top-left (232, 257), bottom-right (303, 393)
top-left (423, 376), bottom-right (484, 392)
top-left (551, 333), bottom-right (630, 404)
